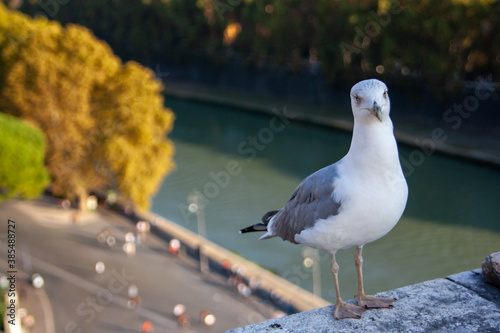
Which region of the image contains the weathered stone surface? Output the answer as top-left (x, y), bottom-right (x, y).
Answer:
top-left (447, 269), bottom-right (500, 305)
top-left (227, 278), bottom-right (500, 333)
top-left (482, 252), bottom-right (500, 288)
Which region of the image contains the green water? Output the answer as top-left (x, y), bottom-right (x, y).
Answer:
top-left (152, 97), bottom-right (500, 303)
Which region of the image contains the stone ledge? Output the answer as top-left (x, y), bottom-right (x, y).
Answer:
top-left (447, 269), bottom-right (500, 306)
top-left (227, 271), bottom-right (500, 333)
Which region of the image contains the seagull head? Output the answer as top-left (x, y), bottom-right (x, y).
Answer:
top-left (350, 79), bottom-right (390, 124)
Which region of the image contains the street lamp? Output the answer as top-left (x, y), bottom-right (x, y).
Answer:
top-left (188, 192), bottom-right (209, 274)
top-left (302, 247), bottom-right (322, 306)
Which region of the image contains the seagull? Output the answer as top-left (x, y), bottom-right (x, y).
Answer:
top-left (240, 79), bottom-right (408, 320)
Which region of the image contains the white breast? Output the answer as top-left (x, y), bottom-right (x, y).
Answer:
top-left (295, 145), bottom-right (408, 254)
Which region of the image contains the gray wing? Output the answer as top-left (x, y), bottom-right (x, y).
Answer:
top-left (270, 163), bottom-right (342, 244)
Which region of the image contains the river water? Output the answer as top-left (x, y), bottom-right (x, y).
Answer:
top-left (152, 97), bottom-right (500, 304)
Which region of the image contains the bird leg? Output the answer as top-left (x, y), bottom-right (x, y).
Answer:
top-left (331, 254), bottom-right (366, 320)
top-left (355, 246), bottom-right (396, 309)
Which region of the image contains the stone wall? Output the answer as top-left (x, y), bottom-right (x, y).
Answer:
top-left (228, 270), bottom-right (500, 333)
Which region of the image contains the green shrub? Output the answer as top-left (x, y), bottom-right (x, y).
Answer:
top-left (0, 112), bottom-right (50, 200)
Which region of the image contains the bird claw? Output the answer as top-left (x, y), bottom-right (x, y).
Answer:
top-left (358, 295), bottom-right (397, 309)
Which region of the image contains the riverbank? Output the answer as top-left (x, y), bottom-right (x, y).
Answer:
top-left (228, 269), bottom-right (500, 332)
top-left (163, 80), bottom-right (500, 167)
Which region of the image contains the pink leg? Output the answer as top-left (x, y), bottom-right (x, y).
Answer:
top-left (331, 254), bottom-right (366, 320)
top-left (355, 246), bottom-right (396, 309)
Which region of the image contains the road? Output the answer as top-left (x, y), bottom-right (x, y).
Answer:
top-left (0, 197), bottom-right (272, 332)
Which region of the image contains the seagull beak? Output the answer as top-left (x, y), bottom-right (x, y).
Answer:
top-left (370, 101), bottom-right (383, 122)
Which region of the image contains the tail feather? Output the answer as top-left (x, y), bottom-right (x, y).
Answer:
top-left (261, 210), bottom-right (280, 223)
top-left (239, 210), bottom-right (280, 235)
top-left (239, 223), bottom-right (267, 233)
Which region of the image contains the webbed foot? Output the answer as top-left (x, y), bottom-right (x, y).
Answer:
top-left (334, 301), bottom-right (366, 320)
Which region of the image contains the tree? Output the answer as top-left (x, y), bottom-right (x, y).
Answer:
top-left (91, 61), bottom-right (176, 210)
top-left (0, 112), bottom-right (50, 200)
top-left (16, 0), bottom-right (500, 96)
top-left (0, 3), bottom-right (175, 211)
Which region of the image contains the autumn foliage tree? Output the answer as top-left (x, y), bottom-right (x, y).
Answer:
top-left (0, 3), bottom-right (175, 211)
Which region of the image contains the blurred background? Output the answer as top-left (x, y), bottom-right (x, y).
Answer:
top-left (0, 0), bottom-right (499, 332)
top-left (9, 0), bottom-right (500, 135)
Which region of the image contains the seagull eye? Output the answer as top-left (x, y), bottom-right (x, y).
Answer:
top-left (383, 90), bottom-right (388, 98)
top-left (353, 94), bottom-right (360, 103)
